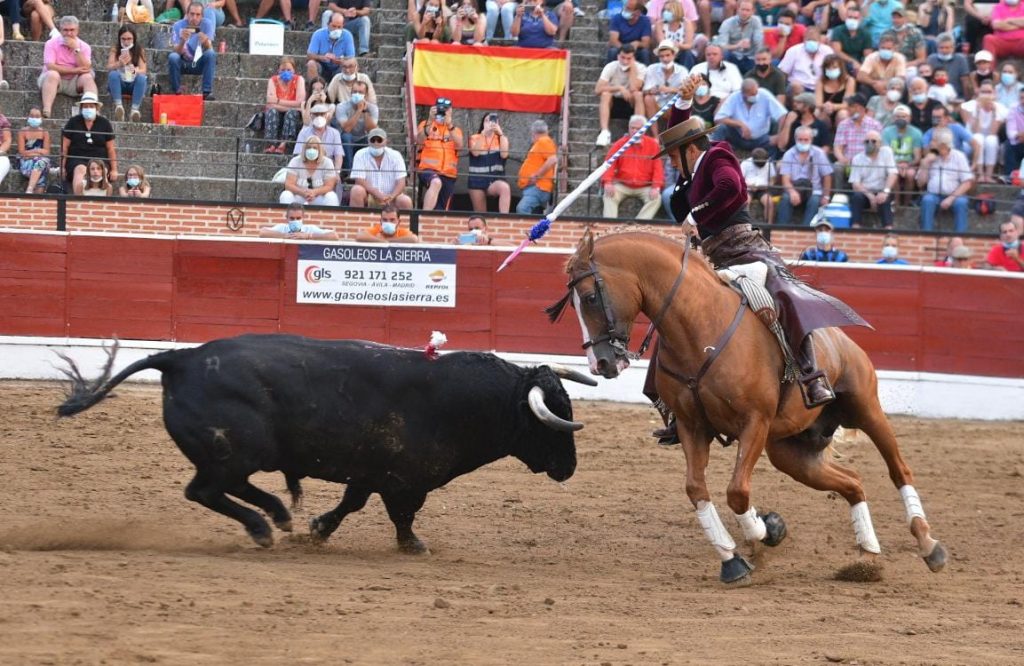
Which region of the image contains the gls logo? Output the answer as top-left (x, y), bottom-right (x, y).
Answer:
top-left (304, 266), bottom-right (332, 283)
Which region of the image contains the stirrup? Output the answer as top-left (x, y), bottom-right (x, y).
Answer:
top-left (799, 371), bottom-right (835, 409)
top-left (652, 418), bottom-right (680, 445)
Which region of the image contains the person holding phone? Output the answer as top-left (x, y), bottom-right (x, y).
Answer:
top-left (511, 0), bottom-right (558, 49)
top-left (119, 164), bottom-right (152, 198)
top-left (468, 112), bottom-right (511, 214)
top-left (107, 25), bottom-right (148, 123)
top-left (456, 215), bottom-right (493, 245)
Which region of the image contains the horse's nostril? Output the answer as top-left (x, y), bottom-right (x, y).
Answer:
top-left (596, 358), bottom-right (608, 372)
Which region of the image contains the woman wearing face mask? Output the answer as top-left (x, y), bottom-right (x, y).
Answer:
top-left (61, 92), bottom-right (118, 194)
top-left (106, 25), bottom-right (148, 124)
top-left (301, 77), bottom-right (334, 127)
top-left (652, 0), bottom-right (697, 68)
top-left (406, 0), bottom-right (452, 44)
top-left (968, 51), bottom-right (996, 96)
top-left (867, 77), bottom-right (905, 128)
top-left (689, 74), bottom-right (722, 127)
top-left (961, 81), bottom-right (1007, 183)
top-left (776, 91), bottom-right (832, 157)
top-left (280, 136), bottom-right (340, 206)
top-left (18, 107), bottom-right (50, 194)
top-left (995, 63), bottom-right (1023, 108)
top-left (79, 159), bottom-right (112, 197)
top-left (263, 56), bottom-right (307, 155)
top-left (814, 53), bottom-right (854, 129)
top-left (119, 164), bottom-right (151, 198)
top-left (468, 112), bottom-right (511, 214)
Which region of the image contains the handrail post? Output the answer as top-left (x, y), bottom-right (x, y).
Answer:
top-left (233, 136), bottom-right (241, 203)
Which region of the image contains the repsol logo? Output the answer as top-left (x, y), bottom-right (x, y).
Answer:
top-left (304, 266), bottom-right (332, 283)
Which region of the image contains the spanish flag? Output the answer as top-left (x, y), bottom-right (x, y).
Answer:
top-left (412, 43), bottom-right (568, 114)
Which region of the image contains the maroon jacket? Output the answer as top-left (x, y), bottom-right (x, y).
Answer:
top-left (668, 105), bottom-right (750, 238)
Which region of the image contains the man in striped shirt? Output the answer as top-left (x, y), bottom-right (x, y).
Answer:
top-left (349, 128), bottom-right (413, 209)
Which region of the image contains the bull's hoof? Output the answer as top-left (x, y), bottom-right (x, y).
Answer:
top-left (249, 530), bottom-right (274, 548)
top-left (720, 554), bottom-right (754, 584)
top-left (308, 516), bottom-right (331, 542)
top-left (398, 537), bottom-right (429, 555)
top-left (923, 541), bottom-right (948, 573)
top-left (274, 518), bottom-right (293, 533)
top-left (759, 511), bottom-right (787, 547)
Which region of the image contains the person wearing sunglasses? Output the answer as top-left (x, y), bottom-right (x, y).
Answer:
top-left (349, 128), bottom-right (413, 210)
top-left (260, 202), bottom-right (339, 239)
top-left (849, 129), bottom-right (898, 229)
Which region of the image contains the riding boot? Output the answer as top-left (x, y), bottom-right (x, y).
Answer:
top-left (798, 335), bottom-right (836, 409)
top-left (650, 399), bottom-right (680, 445)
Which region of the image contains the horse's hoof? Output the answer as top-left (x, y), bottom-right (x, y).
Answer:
top-left (923, 541), bottom-right (948, 573)
top-left (398, 538), bottom-right (429, 555)
top-left (249, 531), bottom-right (274, 548)
top-left (308, 516), bottom-right (330, 542)
top-left (759, 511), bottom-right (787, 547)
top-left (274, 518), bottom-right (293, 533)
top-left (720, 554), bottom-right (754, 584)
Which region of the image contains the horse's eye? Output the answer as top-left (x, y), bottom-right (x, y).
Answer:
top-left (584, 293), bottom-right (598, 306)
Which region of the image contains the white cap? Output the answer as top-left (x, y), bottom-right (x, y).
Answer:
top-left (310, 103), bottom-right (331, 114)
top-left (975, 50), bottom-right (994, 63)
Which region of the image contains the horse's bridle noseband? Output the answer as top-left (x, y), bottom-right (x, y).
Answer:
top-left (568, 240), bottom-right (691, 361)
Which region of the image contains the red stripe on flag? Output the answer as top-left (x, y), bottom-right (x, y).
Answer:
top-left (414, 87), bottom-right (562, 113)
top-left (414, 42), bottom-right (568, 61)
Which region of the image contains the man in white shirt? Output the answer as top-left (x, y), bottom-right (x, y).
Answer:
top-left (595, 44), bottom-right (647, 147)
top-left (740, 147), bottom-right (776, 223)
top-left (848, 129), bottom-right (898, 228)
top-left (916, 127), bottom-right (974, 232)
top-left (777, 27), bottom-right (833, 92)
top-left (689, 43), bottom-right (742, 99)
top-left (348, 128), bottom-right (413, 209)
top-left (643, 40), bottom-right (688, 119)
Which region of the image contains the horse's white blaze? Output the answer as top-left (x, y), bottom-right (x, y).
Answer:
top-left (899, 485), bottom-right (927, 523)
top-left (571, 290), bottom-right (600, 374)
top-left (735, 506), bottom-right (767, 542)
top-left (850, 501), bottom-right (882, 554)
top-left (696, 500), bottom-right (737, 561)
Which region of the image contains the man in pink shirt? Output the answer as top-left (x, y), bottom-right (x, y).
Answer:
top-left (983, 0), bottom-right (1024, 60)
top-left (38, 16), bottom-right (96, 119)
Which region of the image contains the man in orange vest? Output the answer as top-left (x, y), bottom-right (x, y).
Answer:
top-left (416, 97), bottom-right (464, 210)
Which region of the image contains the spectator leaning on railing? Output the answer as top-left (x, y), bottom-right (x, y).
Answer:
top-left (39, 16), bottom-right (97, 120)
top-left (982, 219), bottom-right (1024, 271)
top-left (349, 128), bottom-right (414, 210)
top-left (355, 205), bottom-right (420, 243)
top-left (261, 203), bottom-right (341, 240)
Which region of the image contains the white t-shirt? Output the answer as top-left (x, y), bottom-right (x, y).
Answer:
top-left (286, 155), bottom-right (337, 188)
top-left (690, 60), bottom-right (743, 99)
top-left (961, 100), bottom-right (1008, 135)
top-left (740, 158), bottom-right (774, 189)
top-left (599, 60), bottom-right (648, 97)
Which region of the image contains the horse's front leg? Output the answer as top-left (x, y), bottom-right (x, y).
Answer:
top-left (678, 423), bottom-right (752, 584)
top-left (726, 418), bottom-right (788, 551)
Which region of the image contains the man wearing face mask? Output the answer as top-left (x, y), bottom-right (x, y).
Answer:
top-left (61, 91), bottom-right (117, 193)
top-left (327, 58), bottom-right (377, 106)
top-left (335, 80), bottom-right (378, 173)
top-left (866, 77), bottom-right (906, 128)
top-left (778, 125), bottom-right (833, 225)
top-left (916, 127), bottom-right (974, 231)
top-left (982, 0), bottom-right (1024, 60)
top-left (607, 0), bottom-right (652, 65)
top-left (416, 97), bottom-right (463, 211)
top-left (715, 0), bottom-right (763, 75)
top-left (689, 43), bottom-right (742, 100)
top-left (923, 105), bottom-right (980, 164)
top-left (294, 103), bottom-right (345, 168)
top-left (764, 9), bottom-right (803, 63)
top-left (849, 129), bottom-right (898, 229)
top-left (925, 33), bottom-right (970, 98)
top-left (777, 27), bottom-right (832, 92)
top-left (881, 105), bottom-right (922, 201)
top-left (350, 128), bottom-right (414, 210)
top-left (833, 93), bottom-right (883, 169)
top-left (260, 203), bottom-right (340, 240)
top-left (982, 219), bottom-right (1024, 271)
top-left (876, 234), bottom-right (909, 264)
top-left (305, 12), bottom-right (354, 84)
top-left (856, 33), bottom-right (906, 97)
top-left (890, 8), bottom-right (926, 70)
top-left (713, 78), bottom-right (787, 151)
top-left (829, 2), bottom-right (871, 75)
top-left (907, 76), bottom-right (942, 131)
top-left (744, 47), bottom-right (787, 105)
top-left (799, 219), bottom-right (848, 263)
top-left (865, 0), bottom-right (901, 45)
top-left (355, 205), bottom-right (420, 243)
top-left (168, 3), bottom-right (217, 100)
top-left (649, 74), bottom-right (868, 416)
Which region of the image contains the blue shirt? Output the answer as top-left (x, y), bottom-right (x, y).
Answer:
top-left (923, 123), bottom-right (973, 156)
top-left (609, 13), bottom-right (652, 45)
top-left (801, 247), bottom-right (849, 262)
top-left (876, 257), bottom-right (909, 264)
top-left (517, 11), bottom-right (559, 49)
top-left (171, 16), bottom-right (216, 61)
top-left (865, 0), bottom-right (902, 46)
top-left (714, 88), bottom-right (787, 138)
top-left (307, 27), bottom-right (355, 59)
top-left (269, 223), bottom-right (327, 235)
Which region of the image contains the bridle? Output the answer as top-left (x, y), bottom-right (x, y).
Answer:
top-left (566, 240), bottom-right (691, 361)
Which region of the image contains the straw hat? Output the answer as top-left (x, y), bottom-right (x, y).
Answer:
top-left (79, 91), bottom-right (103, 109)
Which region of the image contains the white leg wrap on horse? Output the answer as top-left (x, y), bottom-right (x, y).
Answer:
top-left (899, 485), bottom-right (927, 524)
top-left (735, 506), bottom-right (767, 542)
top-left (850, 501), bottom-right (882, 554)
top-left (696, 501), bottom-right (737, 561)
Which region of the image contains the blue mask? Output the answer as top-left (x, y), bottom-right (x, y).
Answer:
top-left (127, 177), bottom-right (141, 187)
top-left (279, 70), bottom-right (294, 83)
top-left (620, 9), bottom-right (632, 19)
top-left (1002, 72), bottom-right (1017, 87)
top-left (796, 142), bottom-right (811, 153)
top-left (81, 108), bottom-right (97, 121)
top-left (1004, 240), bottom-right (1021, 250)
top-left (805, 41), bottom-right (819, 54)
top-left (882, 245), bottom-right (898, 260)
top-left (825, 68), bottom-right (840, 80)
top-left (878, 48), bottom-right (893, 61)
top-left (661, 10), bottom-right (673, 21)
top-left (695, 85), bottom-right (709, 97)
top-left (350, 92), bottom-right (364, 104)
top-left (27, 117), bottom-right (42, 128)
top-left (288, 219), bottom-right (303, 233)
top-left (937, 53), bottom-right (953, 62)
top-left (817, 231), bottom-right (832, 246)
top-left (381, 221), bottom-right (398, 235)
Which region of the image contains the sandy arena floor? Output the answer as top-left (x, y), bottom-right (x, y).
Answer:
top-left (0, 380), bottom-right (1022, 665)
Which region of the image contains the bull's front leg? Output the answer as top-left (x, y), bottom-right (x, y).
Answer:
top-left (380, 490), bottom-right (429, 554)
top-left (309, 485), bottom-right (372, 542)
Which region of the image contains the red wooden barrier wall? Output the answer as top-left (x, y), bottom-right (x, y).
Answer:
top-left (2, 232), bottom-right (1023, 380)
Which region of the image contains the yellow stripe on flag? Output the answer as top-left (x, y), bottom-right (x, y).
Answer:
top-left (412, 48), bottom-right (565, 97)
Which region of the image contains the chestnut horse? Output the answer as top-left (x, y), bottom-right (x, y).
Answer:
top-left (549, 229), bottom-right (947, 583)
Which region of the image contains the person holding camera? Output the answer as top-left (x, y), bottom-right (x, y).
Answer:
top-left (451, 0), bottom-right (487, 45)
top-left (468, 112), bottom-right (511, 214)
top-left (406, 0), bottom-right (451, 44)
top-left (416, 98), bottom-right (463, 211)
top-left (511, 0), bottom-right (558, 49)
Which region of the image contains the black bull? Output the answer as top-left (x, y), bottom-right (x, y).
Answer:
top-left (57, 334), bottom-right (594, 553)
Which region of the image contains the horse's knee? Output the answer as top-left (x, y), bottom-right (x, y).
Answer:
top-left (684, 480), bottom-right (709, 505)
top-left (725, 483), bottom-right (751, 515)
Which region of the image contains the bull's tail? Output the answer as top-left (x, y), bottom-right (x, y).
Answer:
top-left (56, 340), bottom-right (181, 417)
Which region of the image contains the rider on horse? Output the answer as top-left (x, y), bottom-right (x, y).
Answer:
top-left (649, 73), bottom-right (869, 443)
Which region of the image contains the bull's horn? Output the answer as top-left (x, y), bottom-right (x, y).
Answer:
top-left (528, 386), bottom-right (584, 432)
top-left (546, 364), bottom-right (599, 387)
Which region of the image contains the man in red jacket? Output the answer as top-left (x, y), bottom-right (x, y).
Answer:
top-left (600, 114), bottom-right (665, 219)
top-left (646, 74), bottom-right (870, 443)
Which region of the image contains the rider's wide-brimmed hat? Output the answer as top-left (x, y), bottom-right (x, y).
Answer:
top-left (654, 116), bottom-right (717, 158)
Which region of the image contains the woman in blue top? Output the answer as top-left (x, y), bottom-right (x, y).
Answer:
top-left (468, 112), bottom-right (511, 214)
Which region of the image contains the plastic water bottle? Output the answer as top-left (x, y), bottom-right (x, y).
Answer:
top-left (111, 2), bottom-right (119, 22)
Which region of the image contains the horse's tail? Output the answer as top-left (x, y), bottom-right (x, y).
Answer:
top-left (56, 341), bottom-right (181, 417)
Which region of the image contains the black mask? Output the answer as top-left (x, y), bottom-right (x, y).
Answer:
top-left (756, 64), bottom-right (770, 73)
